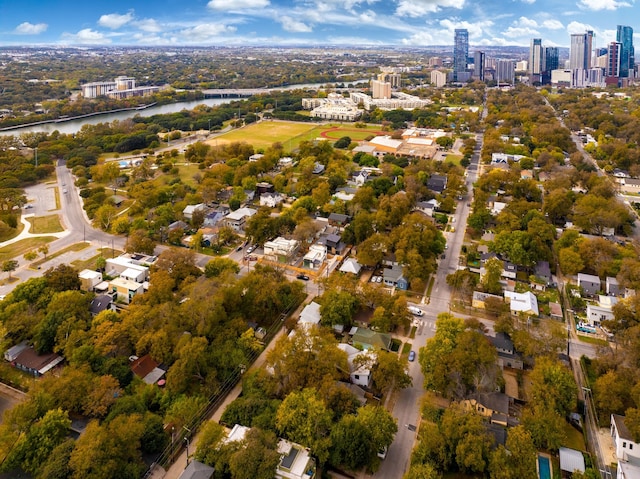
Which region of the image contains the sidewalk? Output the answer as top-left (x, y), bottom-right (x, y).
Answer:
top-left (0, 214), bottom-right (68, 249)
top-left (150, 292), bottom-right (317, 479)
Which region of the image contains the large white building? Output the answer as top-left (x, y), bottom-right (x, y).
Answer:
top-left (81, 76), bottom-right (159, 99)
top-left (302, 93), bottom-right (362, 121)
top-left (431, 70), bottom-right (448, 87)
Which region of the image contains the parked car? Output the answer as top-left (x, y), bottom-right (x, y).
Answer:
top-left (246, 246), bottom-right (254, 253)
top-left (296, 274), bottom-right (309, 281)
top-left (408, 351), bottom-right (416, 362)
top-left (371, 276), bottom-right (379, 283)
top-left (245, 255), bottom-right (258, 261)
top-left (376, 276), bottom-right (383, 283)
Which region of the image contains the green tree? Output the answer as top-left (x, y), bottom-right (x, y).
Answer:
top-left (404, 463), bottom-right (440, 479)
top-left (2, 259), bottom-right (18, 278)
top-left (482, 257), bottom-right (503, 294)
top-left (558, 247), bottom-right (584, 276)
top-left (204, 257), bottom-right (240, 278)
top-left (320, 290), bottom-right (359, 328)
top-left (228, 428), bottom-right (281, 479)
top-left (276, 388), bottom-right (333, 464)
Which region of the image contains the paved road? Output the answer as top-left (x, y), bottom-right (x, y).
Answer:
top-left (372, 132), bottom-right (483, 479)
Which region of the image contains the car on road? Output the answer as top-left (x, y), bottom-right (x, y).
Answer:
top-left (408, 306), bottom-right (424, 316)
top-left (246, 245), bottom-right (254, 253)
top-left (296, 274), bottom-right (309, 281)
top-left (408, 351), bottom-right (416, 362)
top-left (24, 204), bottom-right (33, 209)
top-left (245, 255), bottom-right (257, 261)
top-left (63, 189), bottom-right (68, 194)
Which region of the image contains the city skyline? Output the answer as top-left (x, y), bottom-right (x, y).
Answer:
top-left (0, 0), bottom-right (638, 48)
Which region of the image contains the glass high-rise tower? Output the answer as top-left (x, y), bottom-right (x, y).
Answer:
top-left (453, 29), bottom-right (469, 82)
top-left (616, 25), bottom-right (635, 78)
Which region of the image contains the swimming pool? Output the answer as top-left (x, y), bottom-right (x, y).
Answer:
top-left (538, 454), bottom-right (551, 479)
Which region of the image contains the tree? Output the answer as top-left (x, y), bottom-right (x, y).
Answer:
top-left (194, 421), bottom-right (227, 467)
top-left (125, 229), bottom-right (156, 255)
top-left (334, 136), bottom-right (352, 149)
top-left (482, 257), bottom-right (503, 295)
top-left (38, 244), bottom-right (49, 259)
top-left (23, 251), bottom-right (37, 262)
top-left (228, 428), bottom-right (281, 479)
top-left (43, 264), bottom-right (80, 292)
top-left (204, 257), bottom-right (240, 278)
top-left (489, 426), bottom-right (537, 479)
top-left (367, 350), bottom-right (412, 394)
top-left (558, 247), bottom-right (584, 276)
top-left (153, 248), bottom-right (201, 286)
top-left (93, 204), bottom-right (117, 231)
top-left (404, 463), bottom-right (440, 479)
top-left (276, 388), bottom-right (333, 464)
top-left (2, 259), bottom-right (18, 278)
top-left (320, 290), bottom-right (359, 328)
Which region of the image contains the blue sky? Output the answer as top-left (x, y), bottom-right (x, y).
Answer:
top-left (0, 0), bottom-right (637, 48)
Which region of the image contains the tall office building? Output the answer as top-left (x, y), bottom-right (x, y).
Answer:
top-left (473, 51), bottom-right (485, 81)
top-left (371, 80), bottom-right (391, 99)
top-left (496, 60), bottom-right (515, 83)
top-left (529, 39), bottom-right (543, 75)
top-left (543, 47), bottom-right (559, 72)
top-left (608, 42), bottom-right (621, 77)
top-left (453, 29), bottom-right (469, 81)
top-left (616, 25), bottom-right (635, 78)
top-left (570, 31), bottom-right (593, 70)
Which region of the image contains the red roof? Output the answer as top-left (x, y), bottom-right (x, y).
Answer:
top-left (130, 355), bottom-right (159, 379)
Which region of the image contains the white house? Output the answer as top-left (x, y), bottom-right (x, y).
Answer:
top-left (79, 269), bottom-right (103, 292)
top-left (337, 343), bottom-right (374, 388)
top-left (264, 237), bottom-right (299, 262)
top-left (224, 207), bottom-right (257, 232)
top-left (299, 301), bottom-right (321, 328)
top-left (303, 244), bottom-right (326, 270)
top-left (611, 414), bottom-right (640, 469)
top-left (260, 192), bottom-right (285, 208)
top-left (275, 439), bottom-right (317, 479)
top-left (504, 291), bottom-right (539, 316)
top-left (339, 258), bottom-right (362, 275)
top-left (586, 295), bottom-right (618, 326)
top-left (183, 203), bottom-right (205, 221)
top-left (105, 254), bottom-right (153, 282)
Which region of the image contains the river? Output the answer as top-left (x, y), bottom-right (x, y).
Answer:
top-left (0, 80), bottom-right (369, 137)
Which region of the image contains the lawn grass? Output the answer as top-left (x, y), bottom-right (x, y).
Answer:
top-left (577, 334), bottom-right (608, 347)
top-left (177, 163), bottom-right (206, 187)
top-left (29, 242), bottom-right (91, 269)
top-left (0, 222), bottom-right (24, 243)
top-left (402, 342), bottom-right (412, 354)
top-left (70, 248), bottom-right (123, 271)
top-left (445, 154), bottom-right (463, 166)
top-left (26, 215), bottom-right (64, 234)
top-left (562, 421), bottom-right (586, 451)
top-left (409, 326), bottom-right (417, 339)
top-left (207, 121), bottom-right (317, 150)
top-left (207, 121), bottom-right (386, 151)
top-left (0, 237), bottom-right (55, 263)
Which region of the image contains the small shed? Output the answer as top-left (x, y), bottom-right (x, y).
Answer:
top-left (558, 447), bottom-right (586, 477)
top-left (178, 460), bottom-right (215, 479)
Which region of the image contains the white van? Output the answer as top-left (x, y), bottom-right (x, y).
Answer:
top-left (408, 306), bottom-right (423, 316)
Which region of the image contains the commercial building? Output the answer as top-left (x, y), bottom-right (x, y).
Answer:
top-left (495, 60), bottom-right (515, 83)
top-left (616, 25), bottom-right (635, 78)
top-left (81, 76), bottom-right (159, 99)
top-left (570, 31), bottom-right (593, 70)
top-left (473, 51), bottom-right (485, 81)
top-left (529, 39), bottom-right (543, 77)
top-left (371, 79), bottom-right (391, 99)
top-left (453, 29), bottom-right (469, 82)
top-left (431, 70), bottom-right (448, 87)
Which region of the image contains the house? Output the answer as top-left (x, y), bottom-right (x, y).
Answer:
top-left (534, 261), bottom-right (553, 285)
top-left (620, 178), bottom-right (640, 195)
top-left (383, 265), bottom-right (408, 290)
top-left (352, 170), bottom-right (369, 187)
top-left (491, 153), bottom-right (525, 165)
top-left (490, 201), bottom-right (507, 215)
top-left (90, 294), bottom-right (114, 316)
top-left (339, 258), bottom-right (362, 275)
top-left (264, 237), bottom-right (299, 263)
top-left (256, 182), bottom-right (275, 195)
top-left (278, 157), bottom-right (294, 168)
top-left (520, 169), bottom-right (533, 180)
top-left (427, 174), bottom-right (448, 194)
top-left (586, 295), bottom-right (618, 326)
top-left (337, 343), bottom-right (374, 388)
top-left (559, 447), bottom-right (586, 478)
top-left (79, 269), bottom-right (103, 291)
top-left (578, 273), bottom-right (601, 296)
top-left (299, 302), bottom-right (321, 328)
top-left (607, 277), bottom-right (621, 296)
top-left (490, 332), bottom-right (524, 370)
top-left (168, 220), bottom-right (189, 232)
top-left (224, 207), bottom-right (257, 232)
top-left (462, 392), bottom-right (511, 426)
top-left (109, 277), bottom-right (144, 304)
top-left (203, 210), bottom-right (226, 228)
top-left (11, 346), bottom-right (63, 377)
top-left (321, 233), bottom-right (343, 255)
top-left (549, 302), bottom-right (564, 320)
top-left (504, 291), bottom-right (539, 316)
top-left (260, 192), bottom-right (285, 208)
top-left (327, 213), bottom-right (350, 227)
top-left (303, 244), bottom-right (326, 270)
top-left (178, 460), bottom-right (215, 479)
top-left (249, 153), bottom-right (264, 162)
top-left (472, 291), bottom-right (503, 309)
top-left (312, 163), bottom-right (325, 174)
top-left (276, 439), bottom-right (317, 479)
top-left (480, 253), bottom-right (517, 280)
top-left (415, 199), bottom-right (439, 217)
top-left (611, 414), bottom-right (640, 463)
top-left (351, 328), bottom-right (391, 351)
top-left (110, 195), bottom-right (126, 207)
top-left (183, 203), bottom-right (205, 221)
top-left (130, 354), bottom-right (165, 385)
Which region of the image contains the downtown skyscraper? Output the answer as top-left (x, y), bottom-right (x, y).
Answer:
top-left (616, 25), bottom-right (635, 78)
top-left (453, 29), bottom-right (469, 82)
top-left (570, 31), bottom-right (593, 70)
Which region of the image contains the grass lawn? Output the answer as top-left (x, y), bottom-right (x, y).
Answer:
top-left (0, 237), bottom-right (55, 263)
top-left (445, 154), bottom-right (463, 165)
top-left (577, 335), bottom-right (608, 347)
top-left (177, 163), bottom-right (206, 187)
top-left (401, 342), bottom-right (412, 354)
top-left (0, 222), bottom-right (24, 243)
top-left (207, 121), bottom-right (317, 150)
top-left (71, 248), bottom-right (124, 271)
top-left (26, 215), bottom-right (64, 234)
top-left (29, 242), bottom-right (91, 269)
top-left (208, 121), bottom-right (386, 151)
top-left (562, 421), bottom-right (586, 451)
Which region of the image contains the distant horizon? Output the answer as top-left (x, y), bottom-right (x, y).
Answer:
top-left (0, 0), bottom-right (636, 50)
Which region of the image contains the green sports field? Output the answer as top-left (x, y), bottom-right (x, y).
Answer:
top-left (207, 121), bottom-right (386, 151)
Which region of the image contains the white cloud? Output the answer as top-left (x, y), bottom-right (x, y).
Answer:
top-left (577, 0), bottom-right (631, 10)
top-left (502, 26), bottom-right (539, 37)
top-left (178, 23), bottom-right (237, 41)
top-left (359, 10), bottom-right (377, 23)
top-left (207, 0), bottom-right (269, 10)
top-left (542, 19), bottom-right (564, 30)
top-left (14, 22), bottom-right (48, 35)
top-left (310, 0), bottom-right (380, 12)
top-left (439, 19), bottom-right (494, 40)
top-left (521, 0), bottom-right (536, 4)
top-left (396, 0), bottom-right (465, 17)
top-left (134, 18), bottom-right (162, 33)
top-left (567, 21), bottom-right (595, 34)
top-left (279, 16), bottom-right (313, 32)
top-left (98, 12), bottom-right (134, 29)
top-left (62, 28), bottom-right (111, 44)
top-left (515, 16), bottom-right (538, 28)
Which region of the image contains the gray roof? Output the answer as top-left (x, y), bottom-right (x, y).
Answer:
top-left (613, 414), bottom-right (634, 441)
top-left (178, 460), bottom-right (215, 479)
top-left (477, 392), bottom-right (509, 415)
top-left (559, 448), bottom-right (586, 474)
top-left (490, 332), bottom-right (514, 352)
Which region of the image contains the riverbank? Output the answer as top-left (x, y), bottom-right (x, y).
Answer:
top-left (0, 102), bottom-right (158, 132)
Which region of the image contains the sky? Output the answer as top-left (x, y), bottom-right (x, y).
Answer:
top-left (0, 0), bottom-right (637, 49)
